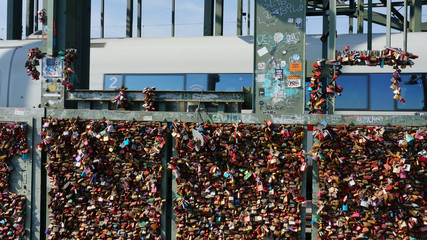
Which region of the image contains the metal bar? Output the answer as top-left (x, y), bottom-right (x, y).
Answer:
top-left (349, 16), bottom-right (353, 33)
top-left (368, 0), bottom-right (372, 50)
top-left (328, 0), bottom-right (336, 115)
top-left (360, 11), bottom-right (403, 30)
top-left (101, 0), bottom-right (104, 38)
top-left (247, 0), bottom-right (250, 35)
top-left (409, 0), bottom-right (422, 32)
top-left (203, 0), bottom-right (214, 36)
top-left (404, 0), bottom-right (407, 51)
top-left (237, 0), bottom-right (243, 35)
top-left (46, 0), bottom-right (56, 55)
top-left (379, 0), bottom-right (404, 21)
top-left (171, 0), bottom-right (175, 37)
top-left (215, 0), bottom-right (224, 36)
top-left (126, 0), bottom-right (134, 38)
top-left (44, 109), bottom-right (427, 126)
top-left (386, 0), bottom-right (391, 46)
top-left (138, 0), bottom-right (142, 37)
top-left (26, 0), bottom-right (34, 36)
top-left (66, 90), bottom-right (246, 102)
top-left (6, 0), bottom-right (23, 39)
top-left (35, 0), bottom-right (38, 31)
top-left (322, 0), bottom-right (328, 59)
top-left (357, 0), bottom-right (364, 33)
top-left (307, 8), bottom-right (357, 15)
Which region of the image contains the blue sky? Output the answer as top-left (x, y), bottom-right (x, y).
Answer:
top-left (0, 0), bottom-right (426, 39)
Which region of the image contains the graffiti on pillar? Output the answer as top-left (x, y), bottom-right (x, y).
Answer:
top-left (255, 0), bottom-right (306, 114)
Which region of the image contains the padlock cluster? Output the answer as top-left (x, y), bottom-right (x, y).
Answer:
top-left (0, 123), bottom-right (29, 192)
top-left (25, 48), bottom-right (44, 80)
top-left (336, 46), bottom-right (419, 103)
top-left (0, 122), bottom-right (28, 240)
top-left (307, 59), bottom-right (343, 114)
top-left (39, 118), bottom-right (167, 240)
top-left (0, 193), bottom-right (26, 240)
top-left (38, 9), bottom-right (46, 23)
top-left (310, 125), bottom-right (427, 239)
top-left (391, 69), bottom-right (405, 103)
top-left (112, 86), bottom-right (132, 110)
top-left (170, 122), bottom-right (306, 239)
top-left (143, 87), bottom-right (156, 111)
top-left (58, 48), bottom-right (78, 90)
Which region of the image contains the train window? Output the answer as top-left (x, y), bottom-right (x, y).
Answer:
top-left (397, 74), bottom-right (424, 110)
top-left (125, 74), bottom-right (185, 91)
top-left (335, 74), bottom-right (368, 110)
top-left (104, 73), bottom-right (253, 91)
top-left (369, 74), bottom-right (394, 111)
top-left (332, 73), bottom-right (425, 111)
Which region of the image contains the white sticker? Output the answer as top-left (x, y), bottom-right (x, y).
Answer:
top-left (257, 62), bottom-right (266, 70)
top-left (257, 47), bottom-right (269, 57)
top-left (14, 108), bottom-right (25, 116)
top-left (143, 116), bottom-right (153, 121)
top-left (257, 74), bottom-right (266, 83)
top-left (281, 61), bottom-right (287, 67)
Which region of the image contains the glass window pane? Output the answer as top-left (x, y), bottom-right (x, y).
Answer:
top-left (336, 75), bottom-right (368, 110)
top-left (124, 74), bottom-right (185, 91)
top-left (397, 74), bottom-right (424, 110)
top-left (185, 74), bottom-right (208, 91)
top-left (369, 74), bottom-right (395, 111)
top-left (104, 75), bottom-right (124, 90)
top-left (216, 74), bottom-right (253, 91)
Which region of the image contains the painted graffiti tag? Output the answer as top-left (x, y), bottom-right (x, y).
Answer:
top-left (261, 0), bottom-right (304, 16)
top-left (257, 32), bottom-right (301, 51)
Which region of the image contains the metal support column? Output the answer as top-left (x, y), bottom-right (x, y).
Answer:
top-left (322, 0), bottom-right (328, 59)
top-left (138, 0), bottom-right (142, 37)
top-left (409, 0), bottom-right (421, 32)
top-left (6, 0), bottom-right (23, 39)
top-left (247, 0), bottom-right (250, 35)
top-left (349, 0), bottom-right (354, 33)
top-left (26, 0), bottom-right (35, 37)
top-left (171, 0), bottom-right (175, 37)
top-left (237, 0), bottom-right (243, 35)
top-left (127, 0), bottom-right (134, 38)
top-left (101, 0), bottom-right (104, 38)
top-left (215, 0), bottom-right (224, 36)
top-left (35, 0), bottom-right (39, 31)
top-left (404, 0), bottom-right (407, 51)
top-left (357, 0), bottom-right (364, 33)
top-left (367, 0), bottom-right (372, 50)
top-left (386, 0), bottom-right (391, 46)
top-left (204, 0), bottom-right (214, 36)
top-left (328, 0), bottom-right (336, 115)
top-left (42, 0), bottom-right (91, 108)
top-left (254, 0), bottom-right (306, 114)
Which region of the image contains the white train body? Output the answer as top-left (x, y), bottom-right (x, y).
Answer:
top-left (0, 32), bottom-right (425, 108)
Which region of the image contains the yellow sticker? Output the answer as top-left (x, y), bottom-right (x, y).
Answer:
top-left (49, 84), bottom-right (57, 91)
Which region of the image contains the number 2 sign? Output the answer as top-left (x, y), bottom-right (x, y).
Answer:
top-left (104, 75), bottom-right (124, 90)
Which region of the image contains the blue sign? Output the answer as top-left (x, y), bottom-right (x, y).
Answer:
top-left (104, 75), bottom-right (124, 90)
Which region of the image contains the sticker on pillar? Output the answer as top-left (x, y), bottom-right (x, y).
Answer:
top-left (281, 61), bottom-right (287, 68)
top-left (294, 17), bottom-right (303, 28)
top-left (288, 18), bottom-right (294, 23)
top-left (257, 47), bottom-right (269, 57)
top-left (290, 63), bottom-right (302, 72)
top-left (259, 88), bottom-right (265, 97)
top-left (258, 62), bottom-right (266, 70)
top-left (273, 32), bottom-right (284, 43)
top-left (288, 75), bottom-right (301, 88)
top-left (257, 74), bottom-right (266, 83)
top-left (275, 69), bottom-right (283, 80)
top-left (290, 53), bottom-right (301, 63)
